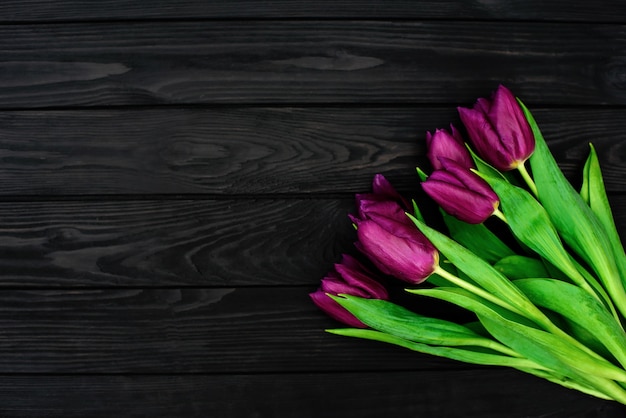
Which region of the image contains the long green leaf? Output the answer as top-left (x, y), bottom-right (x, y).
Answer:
top-left (494, 255), bottom-right (549, 280)
top-left (519, 100), bottom-right (626, 318)
top-left (327, 328), bottom-right (542, 369)
top-left (479, 314), bottom-right (626, 403)
top-left (515, 278), bottom-right (626, 368)
top-left (442, 212), bottom-right (515, 264)
top-left (407, 214), bottom-right (548, 325)
top-left (479, 173), bottom-right (605, 303)
top-left (331, 294), bottom-right (486, 346)
top-left (581, 144), bottom-right (626, 288)
top-left (413, 287), bottom-right (626, 387)
top-left (330, 328), bottom-right (616, 401)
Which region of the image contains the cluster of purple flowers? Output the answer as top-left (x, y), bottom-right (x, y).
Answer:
top-left (311, 85), bottom-right (536, 326)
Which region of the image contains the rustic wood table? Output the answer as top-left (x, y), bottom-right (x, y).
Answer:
top-left (0, 1), bottom-right (625, 416)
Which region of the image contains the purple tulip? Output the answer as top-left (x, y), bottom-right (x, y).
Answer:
top-left (422, 158), bottom-right (500, 224)
top-left (351, 175), bottom-right (439, 283)
top-left (356, 173), bottom-right (410, 213)
top-left (426, 124), bottom-right (474, 170)
top-left (310, 254), bottom-right (388, 328)
top-left (458, 85), bottom-right (535, 171)
top-left (351, 211), bottom-right (438, 285)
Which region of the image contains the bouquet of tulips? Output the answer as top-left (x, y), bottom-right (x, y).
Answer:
top-left (310, 85), bottom-right (626, 404)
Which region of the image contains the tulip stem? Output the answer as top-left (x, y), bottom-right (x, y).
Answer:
top-left (492, 208), bottom-right (507, 223)
top-left (433, 266), bottom-right (527, 318)
top-left (517, 161), bottom-right (538, 197)
top-left (434, 267), bottom-right (613, 366)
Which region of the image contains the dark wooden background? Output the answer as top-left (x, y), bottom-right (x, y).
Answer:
top-left (1, 1), bottom-right (626, 416)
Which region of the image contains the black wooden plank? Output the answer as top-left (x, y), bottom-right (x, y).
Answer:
top-left (0, 197), bottom-right (624, 288)
top-left (0, 371), bottom-right (621, 417)
top-left (0, 199), bottom-right (354, 287)
top-left (0, 107), bottom-right (624, 196)
top-left (0, 21), bottom-right (626, 107)
top-left (0, 287), bottom-right (469, 373)
top-left (0, 1), bottom-right (625, 22)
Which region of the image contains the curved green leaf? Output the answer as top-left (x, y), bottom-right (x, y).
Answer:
top-left (407, 214), bottom-right (547, 324)
top-left (494, 255), bottom-right (549, 280)
top-left (581, 144), bottom-right (626, 288)
top-left (519, 100), bottom-right (626, 318)
top-left (331, 294), bottom-right (484, 346)
top-left (327, 328), bottom-right (541, 369)
top-left (515, 278), bottom-right (626, 368)
top-left (412, 287), bottom-right (626, 387)
top-left (442, 212), bottom-right (515, 264)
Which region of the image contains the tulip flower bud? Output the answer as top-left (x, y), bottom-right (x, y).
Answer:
top-left (352, 174), bottom-right (439, 283)
top-left (352, 211), bottom-right (439, 284)
top-left (426, 124), bottom-right (474, 170)
top-left (356, 173), bottom-right (410, 212)
top-left (355, 174), bottom-right (413, 226)
top-left (422, 158), bottom-right (500, 224)
top-left (458, 85), bottom-right (535, 171)
top-left (310, 254), bottom-right (388, 328)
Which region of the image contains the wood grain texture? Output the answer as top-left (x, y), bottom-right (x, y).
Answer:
top-left (1, 21), bottom-right (626, 107)
top-left (0, 107), bottom-right (625, 196)
top-left (0, 287), bottom-right (465, 373)
top-left (0, 196), bottom-right (624, 288)
top-left (0, 199), bottom-right (355, 287)
top-left (0, 371), bottom-right (621, 418)
top-left (1, 1), bottom-right (626, 22)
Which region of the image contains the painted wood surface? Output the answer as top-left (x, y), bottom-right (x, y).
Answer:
top-left (0, 0), bottom-right (624, 22)
top-left (0, 22), bottom-right (625, 107)
top-left (0, 1), bottom-right (624, 416)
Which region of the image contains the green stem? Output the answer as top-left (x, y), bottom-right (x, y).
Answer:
top-left (495, 202), bottom-right (611, 314)
top-left (492, 208), bottom-right (507, 223)
top-left (516, 367), bottom-right (614, 401)
top-left (481, 339), bottom-right (524, 358)
top-left (571, 256), bottom-right (624, 331)
top-left (517, 160), bottom-right (538, 197)
top-left (436, 266), bottom-right (611, 369)
top-left (583, 374), bottom-right (626, 405)
top-left (434, 266), bottom-right (528, 318)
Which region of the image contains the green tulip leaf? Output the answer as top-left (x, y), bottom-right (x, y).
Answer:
top-left (581, 144), bottom-right (626, 287)
top-left (416, 166), bottom-right (428, 182)
top-left (467, 145), bottom-right (522, 187)
top-left (519, 100), bottom-right (626, 318)
top-left (331, 294), bottom-right (489, 346)
top-left (479, 313), bottom-right (626, 391)
top-left (409, 286), bottom-right (538, 329)
top-left (330, 328), bottom-right (614, 401)
top-left (442, 211), bottom-right (515, 264)
top-left (410, 199), bottom-right (425, 223)
top-left (467, 146), bottom-right (505, 180)
top-left (478, 172), bottom-right (607, 305)
top-left (407, 214), bottom-right (546, 323)
top-left (412, 287), bottom-right (626, 388)
top-left (494, 255), bottom-right (549, 280)
top-left (327, 328), bottom-right (544, 370)
top-left (515, 278), bottom-right (626, 368)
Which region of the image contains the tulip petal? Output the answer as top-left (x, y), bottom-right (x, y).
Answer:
top-left (357, 199), bottom-right (408, 223)
top-left (310, 291), bottom-right (367, 328)
top-left (335, 255), bottom-right (389, 299)
top-left (488, 85), bottom-right (534, 167)
top-left (321, 278), bottom-right (370, 298)
top-left (422, 180), bottom-right (496, 224)
top-left (422, 159), bottom-right (499, 224)
top-left (458, 106), bottom-right (510, 171)
top-left (371, 174), bottom-right (410, 209)
top-left (439, 158), bottom-right (499, 203)
top-left (458, 86), bottom-right (535, 171)
top-left (356, 218), bottom-right (437, 283)
top-left (426, 126), bottom-right (474, 170)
